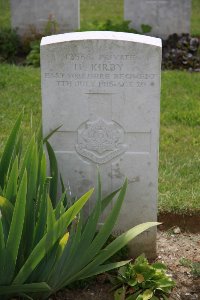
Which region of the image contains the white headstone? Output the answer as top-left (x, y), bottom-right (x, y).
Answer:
top-left (11, 0), bottom-right (79, 36)
top-left (41, 31), bottom-right (162, 258)
top-left (124, 0), bottom-right (192, 39)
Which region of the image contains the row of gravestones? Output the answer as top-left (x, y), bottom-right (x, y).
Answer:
top-left (11, 0), bottom-right (191, 39)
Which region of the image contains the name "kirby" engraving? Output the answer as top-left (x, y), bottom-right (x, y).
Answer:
top-left (91, 63), bottom-right (122, 72)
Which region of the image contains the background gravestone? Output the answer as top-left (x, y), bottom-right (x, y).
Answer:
top-left (124, 0), bottom-right (192, 39)
top-left (41, 31), bottom-right (162, 258)
top-left (10, 0), bottom-right (79, 36)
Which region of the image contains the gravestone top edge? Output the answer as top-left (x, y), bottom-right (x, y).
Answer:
top-left (41, 31), bottom-right (162, 48)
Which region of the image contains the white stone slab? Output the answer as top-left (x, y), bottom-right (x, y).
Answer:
top-left (124, 0), bottom-right (191, 38)
top-left (11, 0), bottom-right (79, 36)
top-left (41, 31), bottom-right (162, 258)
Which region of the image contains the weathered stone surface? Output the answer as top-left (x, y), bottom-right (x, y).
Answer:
top-left (10, 0), bottom-right (79, 36)
top-left (41, 31), bottom-right (162, 258)
top-left (124, 0), bottom-right (192, 38)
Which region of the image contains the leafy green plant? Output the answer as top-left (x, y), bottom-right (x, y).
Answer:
top-left (80, 19), bottom-right (152, 35)
top-left (0, 115), bottom-right (159, 299)
top-left (111, 254), bottom-right (175, 300)
top-left (0, 114), bottom-right (94, 298)
top-left (0, 27), bottom-right (20, 62)
top-left (26, 40), bottom-right (40, 67)
top-left (180, 258), bottom-right (200, 277)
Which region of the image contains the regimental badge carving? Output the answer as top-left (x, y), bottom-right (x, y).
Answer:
top-left (76, 118), bottom-right (127, 164)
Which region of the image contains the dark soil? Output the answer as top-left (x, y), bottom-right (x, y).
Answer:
top-left (50, 282), bottom-right (113, 300)
top-left (158, 213), bottom-right (200, 233)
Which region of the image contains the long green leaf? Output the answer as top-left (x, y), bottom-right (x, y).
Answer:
top-left (0, 113), bottom-right (22, 188)
top-left (54, 191), bottom-right (67, 220)
top-left (0, 282), bottom-right (52, 295)
top-left (23, 142), bottom-right (38, 256)
top-left (77, 222), bottom-right (160, 281)
top-left (35, 151), bottom-right (47, 221)
top-left (0, 217), bottom-right (5, 254)
top-left (0, 196), bottom-right (14, 226)
top-left (47, 222), bottom-right (77, 287)
top-left (43, 125), bottom-right (62, 143)
top-left (64, 184), bottom-right (120, 279)
top-left (0, 218), bottom-right (5, 284)
top-left (14, 131), bottom-right (23, 167)
top-left (51, 215), bottom-right (83, 285)
top-left (13, 188), bottom-right (94, 284)
top-left (79, 260), bottom-right (131, 279)
top-left (5, 156), bottom-right (18, 204)
top-left (101, 188), bottom-right (120, 213)
top-left (51, 175), bottom-right (103, 288)
top-left (19, 135), bottom-right (35, 183)
top-left (36, 124), bottom-right (43, 144)
top-left (73, 172), bottom-right (102, 255)
top-left (47, 196), bottom-right (56, 231)
top-left (60, 174), bottom-right (68, 208)
top-left (46, 141), bottom-right (58, 208)
top-left (36, 231), bottom-right (70, 284)
top-left (73, 180), bottom-right (127, 273)
top-left (4, 170), bottom-right (27, 284)
top-left (37, 144), bottom-right (46, 190)
top-left (85, 179), bottom-right (128, 258)
top-left (56, 180), bottom-right (128, 288)
top-left (33, 178), bottom-right (50, 247)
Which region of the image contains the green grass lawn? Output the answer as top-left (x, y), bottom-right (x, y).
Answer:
top-left (0, 0), bottom-right (200, 36)
top-left (0, 64), bottom-right (41, 146)
top-left (0, 64), bottom-right (200, 215)
top-left (160, 71), bottom-right (200, 213)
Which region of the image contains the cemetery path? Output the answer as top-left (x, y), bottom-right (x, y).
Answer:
top-left (50, 231), bottom-right (200, 300)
